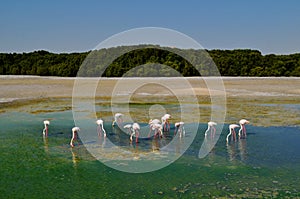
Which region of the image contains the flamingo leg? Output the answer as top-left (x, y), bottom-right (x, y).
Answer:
top-left (97, 126), bottom-right (101, 137)
top-left (155, 129), bottom-right (161, 138)
top-left (135, 130), bottom-right (139, 143)
top-left (233, 129), bottom-right (236, 141)
top-left (45, 126), bottom-right (48, 137)
top-left (154, 129), bottom-right (157, 138)
top-left (148, 126), bottom-right (154, 138)
top-left (148, 130), bottom-right (152, 138)
top-left (238, 126), bottom-right (243, 138)
top-left (178, 128), bottom-right (182, 138)
top-left (43, 125), bottom-right (48, 137)
top-left (130, 132), bottom-right (135, 142)
top-left (174, 126), bottom-right (178, 136)
top-left (70, 131), bottom-right (76, 147)
top-left (243, 125), bottom-right (247, 138)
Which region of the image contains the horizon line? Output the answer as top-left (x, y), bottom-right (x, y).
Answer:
top-left (1, 46), bottom-right (299, 56)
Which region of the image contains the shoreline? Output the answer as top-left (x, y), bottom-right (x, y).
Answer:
top-left (1, 75), bottom-right (300, 99)
top-left (1, 75), bottom-right (300, 127)
top-left (1, 74), bottom-right (300, 79)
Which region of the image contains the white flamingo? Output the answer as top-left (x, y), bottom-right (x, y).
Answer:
top-left (112, 113), bottom-right (123, 127)
top-left (148, 119), bottom-right (161, 137)
top-left (174, 122), bottom-right (185, 137)
top-left (70, 127), bottom-right (80, 147)
top-left (161, 114), bottom-right (171, 132)
top-left (205, 121), bottom-right (217, 139)
top-left (226, 124), bottom-right (239, 143)
top-left (152, 123), bottom-right (163, 138)
top-left (130, 123), bottom-right (140, 143)
top-left (43, 120), bottom-right (50, 136)
top-left (238, 119), bottom-right (250, 138)
top-left (123, 124), bottom-right (133, 134)
top-left (96, 119), bottom-right (106, 137)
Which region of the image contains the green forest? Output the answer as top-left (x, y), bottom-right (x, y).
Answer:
top-left (1, 45), bottom-right (300, 77)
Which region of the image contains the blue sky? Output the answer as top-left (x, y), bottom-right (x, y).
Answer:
top-left (0, 0), bottom-right (300, 54)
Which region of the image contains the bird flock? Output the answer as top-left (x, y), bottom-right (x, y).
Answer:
top-left (42, 114), bottom-right (250, 148)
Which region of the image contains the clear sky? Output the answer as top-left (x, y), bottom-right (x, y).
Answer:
top-left (1, 0), bottom-right (300, 54)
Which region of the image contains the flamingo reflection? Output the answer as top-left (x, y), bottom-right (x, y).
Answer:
top-left (43, 136), bottom-right (49, 154)
top-left (70, 148), bottom-right (79, 169)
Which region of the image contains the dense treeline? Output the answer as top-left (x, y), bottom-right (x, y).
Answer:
top-left (209, 49), bottom-right (300, 76)
top-left (1, 46), bottom-right (300, 77)
top-left (0, 50), bottom-right (88, 76)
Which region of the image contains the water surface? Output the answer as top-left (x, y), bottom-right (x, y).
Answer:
top-left (1, 107), bottom-right (300, 198)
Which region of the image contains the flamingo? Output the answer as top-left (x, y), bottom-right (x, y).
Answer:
top-left (174, 122), bottom-right (185, 137)
top-left (123, 124), bottom-right (133, 134)
top-left (238, 119), bottom-right (250, 139)
top-left (152, 123), bottom-right (163, 138)
top-left (112, 113), bottom-right (123, 127)
top-left (70, 127), bottom-right (80, 147)
top-left (148, 119), bottom-right (161, 137)
top-left (43, 120), bottom-right (50, 136)
top-left (96, 119), bottom-right (106, 137)
top-left (161, 114), bottom-right (171, 132)
top-left (226, 124), bottom-right (239, 143)
top-left (205, 121), bottom-right (217, 139)
top-left (130, 123), bottom-right (140, 143)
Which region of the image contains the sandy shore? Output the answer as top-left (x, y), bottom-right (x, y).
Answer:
top-left (1, 76), bottom-right (300, 99)
top-left (1, 75), bottom-right (300, 126)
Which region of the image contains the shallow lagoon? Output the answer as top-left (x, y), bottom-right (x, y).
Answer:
top-left (1, 106), bottom-right (300, 198)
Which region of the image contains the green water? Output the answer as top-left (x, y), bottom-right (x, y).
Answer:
top-left (1, 110), bottom-right (300, 198)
